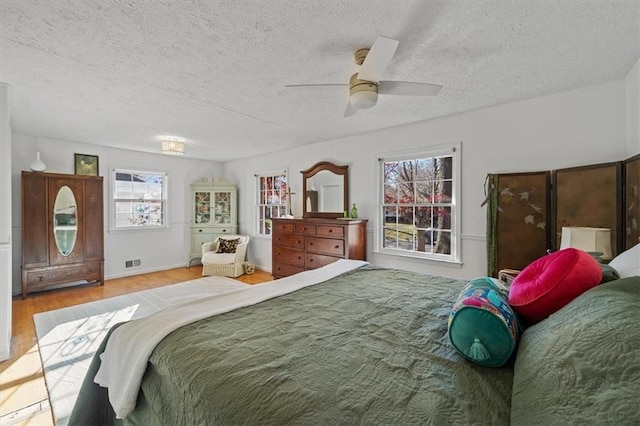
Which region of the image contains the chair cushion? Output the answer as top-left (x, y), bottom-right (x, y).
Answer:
top-left (202, 252), bottom-right (236, 265)
top-left (508, 248), bottom-right (602, 323)
top-left (217, 238), bottom-right (240, 254)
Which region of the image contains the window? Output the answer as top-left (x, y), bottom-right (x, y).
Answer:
top-left (256, 170), bottom-right (288, 236)
top-left (378, 144), bottom-right (460, 262)
top-left (111, 168), bottom-right (168, 230)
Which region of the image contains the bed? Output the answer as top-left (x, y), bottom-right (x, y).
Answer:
top-left (69, 255), bottom-right (639, 425)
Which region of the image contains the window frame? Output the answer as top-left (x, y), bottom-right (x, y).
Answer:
top-left (109, 167), bottom-right (169, 232)
top-left (255, 169), bottom-right (289, 238)
top-left (376, 142), bottom-right (462, 264)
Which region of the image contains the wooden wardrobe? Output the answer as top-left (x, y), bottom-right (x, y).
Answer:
top-left (21, 171), bottom-right (104, 298)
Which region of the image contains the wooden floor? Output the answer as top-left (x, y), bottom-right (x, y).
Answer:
top-left (0, 265), bottom-right (272, 425)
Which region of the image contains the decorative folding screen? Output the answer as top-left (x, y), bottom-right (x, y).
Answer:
top-left (624, 154), bottom-right (640, 250)
top-left (553, 162), bottom-right (622, 255)
top-left (486, 157), bottom-right (635, 277)
top-left (486, 172), bottom-right (551, 277)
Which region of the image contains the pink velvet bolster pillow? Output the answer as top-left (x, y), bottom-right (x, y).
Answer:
top-left (508, 248), bottom-right (602, 322)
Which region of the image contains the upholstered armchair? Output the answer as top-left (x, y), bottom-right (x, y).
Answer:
top-left (201, 235), bottom-right (250, 277)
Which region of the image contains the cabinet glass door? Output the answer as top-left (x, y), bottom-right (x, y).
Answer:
top-left (214, 191), bottom-right (231, 224)
top-left (194, 191), bottom-right (211, 224)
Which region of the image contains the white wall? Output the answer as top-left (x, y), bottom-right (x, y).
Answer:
top-left (11, 135), bottom-right (222, 294)
top-left (626, 59), bottom-right (640, 156)
top-left (223, 81), bottom-right (628, 280)
top-left (1, 83), bottom-right (12, 360)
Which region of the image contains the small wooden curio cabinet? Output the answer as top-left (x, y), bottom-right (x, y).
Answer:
top-left (21, 171), bottom-right (104, 298)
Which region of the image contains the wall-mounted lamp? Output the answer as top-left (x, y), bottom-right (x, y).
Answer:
top-left (560, 226), bottom-right (612, 260)
top-left (161, 140), bottom-right (185, 155)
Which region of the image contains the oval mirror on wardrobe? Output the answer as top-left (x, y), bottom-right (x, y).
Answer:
top-left (53, 185), bottom-right (78, 256)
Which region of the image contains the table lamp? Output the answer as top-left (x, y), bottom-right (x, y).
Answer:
top-left (560, 227), bottom-right (612, 260)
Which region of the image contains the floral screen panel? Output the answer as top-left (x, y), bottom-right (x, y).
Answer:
top-left (496, 172), bottom-right (550, 273)
top-left (554, 162), bottom-right (622, 257)
top-left (624, 154), bottom-right (639, 250)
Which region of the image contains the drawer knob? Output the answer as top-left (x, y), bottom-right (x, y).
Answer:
top-left (329, 229), bottom-right (333, 233)
top-left (335, 245), bottom-right (339, 249)
top-left (309, 242), bottom-right (313, 245)
top-left (198, 229), bottom-right (202, 233)
top-left (223, 230), bottom-right (227, 233)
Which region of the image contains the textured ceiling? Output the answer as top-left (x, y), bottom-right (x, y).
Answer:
top-left (1, 1), bottom-right (639, 161)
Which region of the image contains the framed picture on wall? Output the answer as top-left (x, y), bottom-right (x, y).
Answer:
top-left (74, 153), bottom-right (99, 176)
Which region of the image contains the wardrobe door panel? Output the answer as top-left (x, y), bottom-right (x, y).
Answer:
top-left (84, 178), bottom-right (104, 261)
top-left (22, 173), bottom-right (48, 267)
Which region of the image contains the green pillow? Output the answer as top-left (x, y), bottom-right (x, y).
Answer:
top-left (448, 277), bottom-right (520, 367)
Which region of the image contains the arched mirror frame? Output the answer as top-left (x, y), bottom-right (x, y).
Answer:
top-left (301, 161), bottom-right (349, 218)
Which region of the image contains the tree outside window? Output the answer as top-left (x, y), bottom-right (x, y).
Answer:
top-left (256, 171), bottom-right (288, 236)
top-left (380, 146), bottom-right (459, 261)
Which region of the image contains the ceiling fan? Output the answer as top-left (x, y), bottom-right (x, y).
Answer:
top-left (286, 36), bottom-right (443, 117)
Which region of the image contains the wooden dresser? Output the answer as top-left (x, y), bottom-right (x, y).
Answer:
top-left (271, 218), bottom-right (367, 279)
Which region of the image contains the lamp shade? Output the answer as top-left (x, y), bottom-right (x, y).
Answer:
top-left (161, 140), bottom-right (185, 155)
top-left (560, 227), bottom-right (612, 260)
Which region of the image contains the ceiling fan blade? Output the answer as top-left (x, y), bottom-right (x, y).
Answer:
top-left (378, 81), bottom-right (443, 96)
top-left (285, 83), bottom-right (348, 88)
top-left (358, 36), bottom-right (399, 82)
top-left (344, 102), bottom-right (358, 117)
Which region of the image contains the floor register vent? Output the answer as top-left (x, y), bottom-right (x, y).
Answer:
top-left (125, 259), bottom-right (142, 268)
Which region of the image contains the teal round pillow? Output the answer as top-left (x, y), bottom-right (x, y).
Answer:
top-left (448, 277), bottom-right (519, 367)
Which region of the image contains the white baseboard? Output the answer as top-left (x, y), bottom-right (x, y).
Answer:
top-left (105, 262), bottom-right (189, 280)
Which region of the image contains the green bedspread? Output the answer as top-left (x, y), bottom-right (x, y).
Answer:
top-left (70, 266), bottom-right (513, 425)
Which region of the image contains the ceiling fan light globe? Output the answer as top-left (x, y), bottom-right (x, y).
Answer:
top-left (350, 91), bottom-right (378, 109)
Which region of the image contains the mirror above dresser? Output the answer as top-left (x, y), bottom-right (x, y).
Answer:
top-left (301, 161), bottom-right (349, 218)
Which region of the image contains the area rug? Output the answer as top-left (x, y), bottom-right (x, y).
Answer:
top-left (33, 276), bottom-right (250, 426)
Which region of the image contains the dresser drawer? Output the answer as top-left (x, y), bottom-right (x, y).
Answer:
top-left (26, 262), bottom-right (101, 286)
top-left (273, 262), bottom-right (305, 278)
top-left (305, 253), bottom-right (342, 269)
top-left (273, 222), bottom-right (294, 233)
top-left (306, 237), bottom-right (345, 257)
top-left (317, 225), bottom-right (344, 238)
top-left (274, 233), bottom-right (304, 249)
top-left (273, 246), bottom-right (305, 267)
top-left (294, 223), bottom-right (316, 235)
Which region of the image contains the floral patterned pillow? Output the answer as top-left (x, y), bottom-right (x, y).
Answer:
top-left (217, 238), bottom-right (240, 254)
